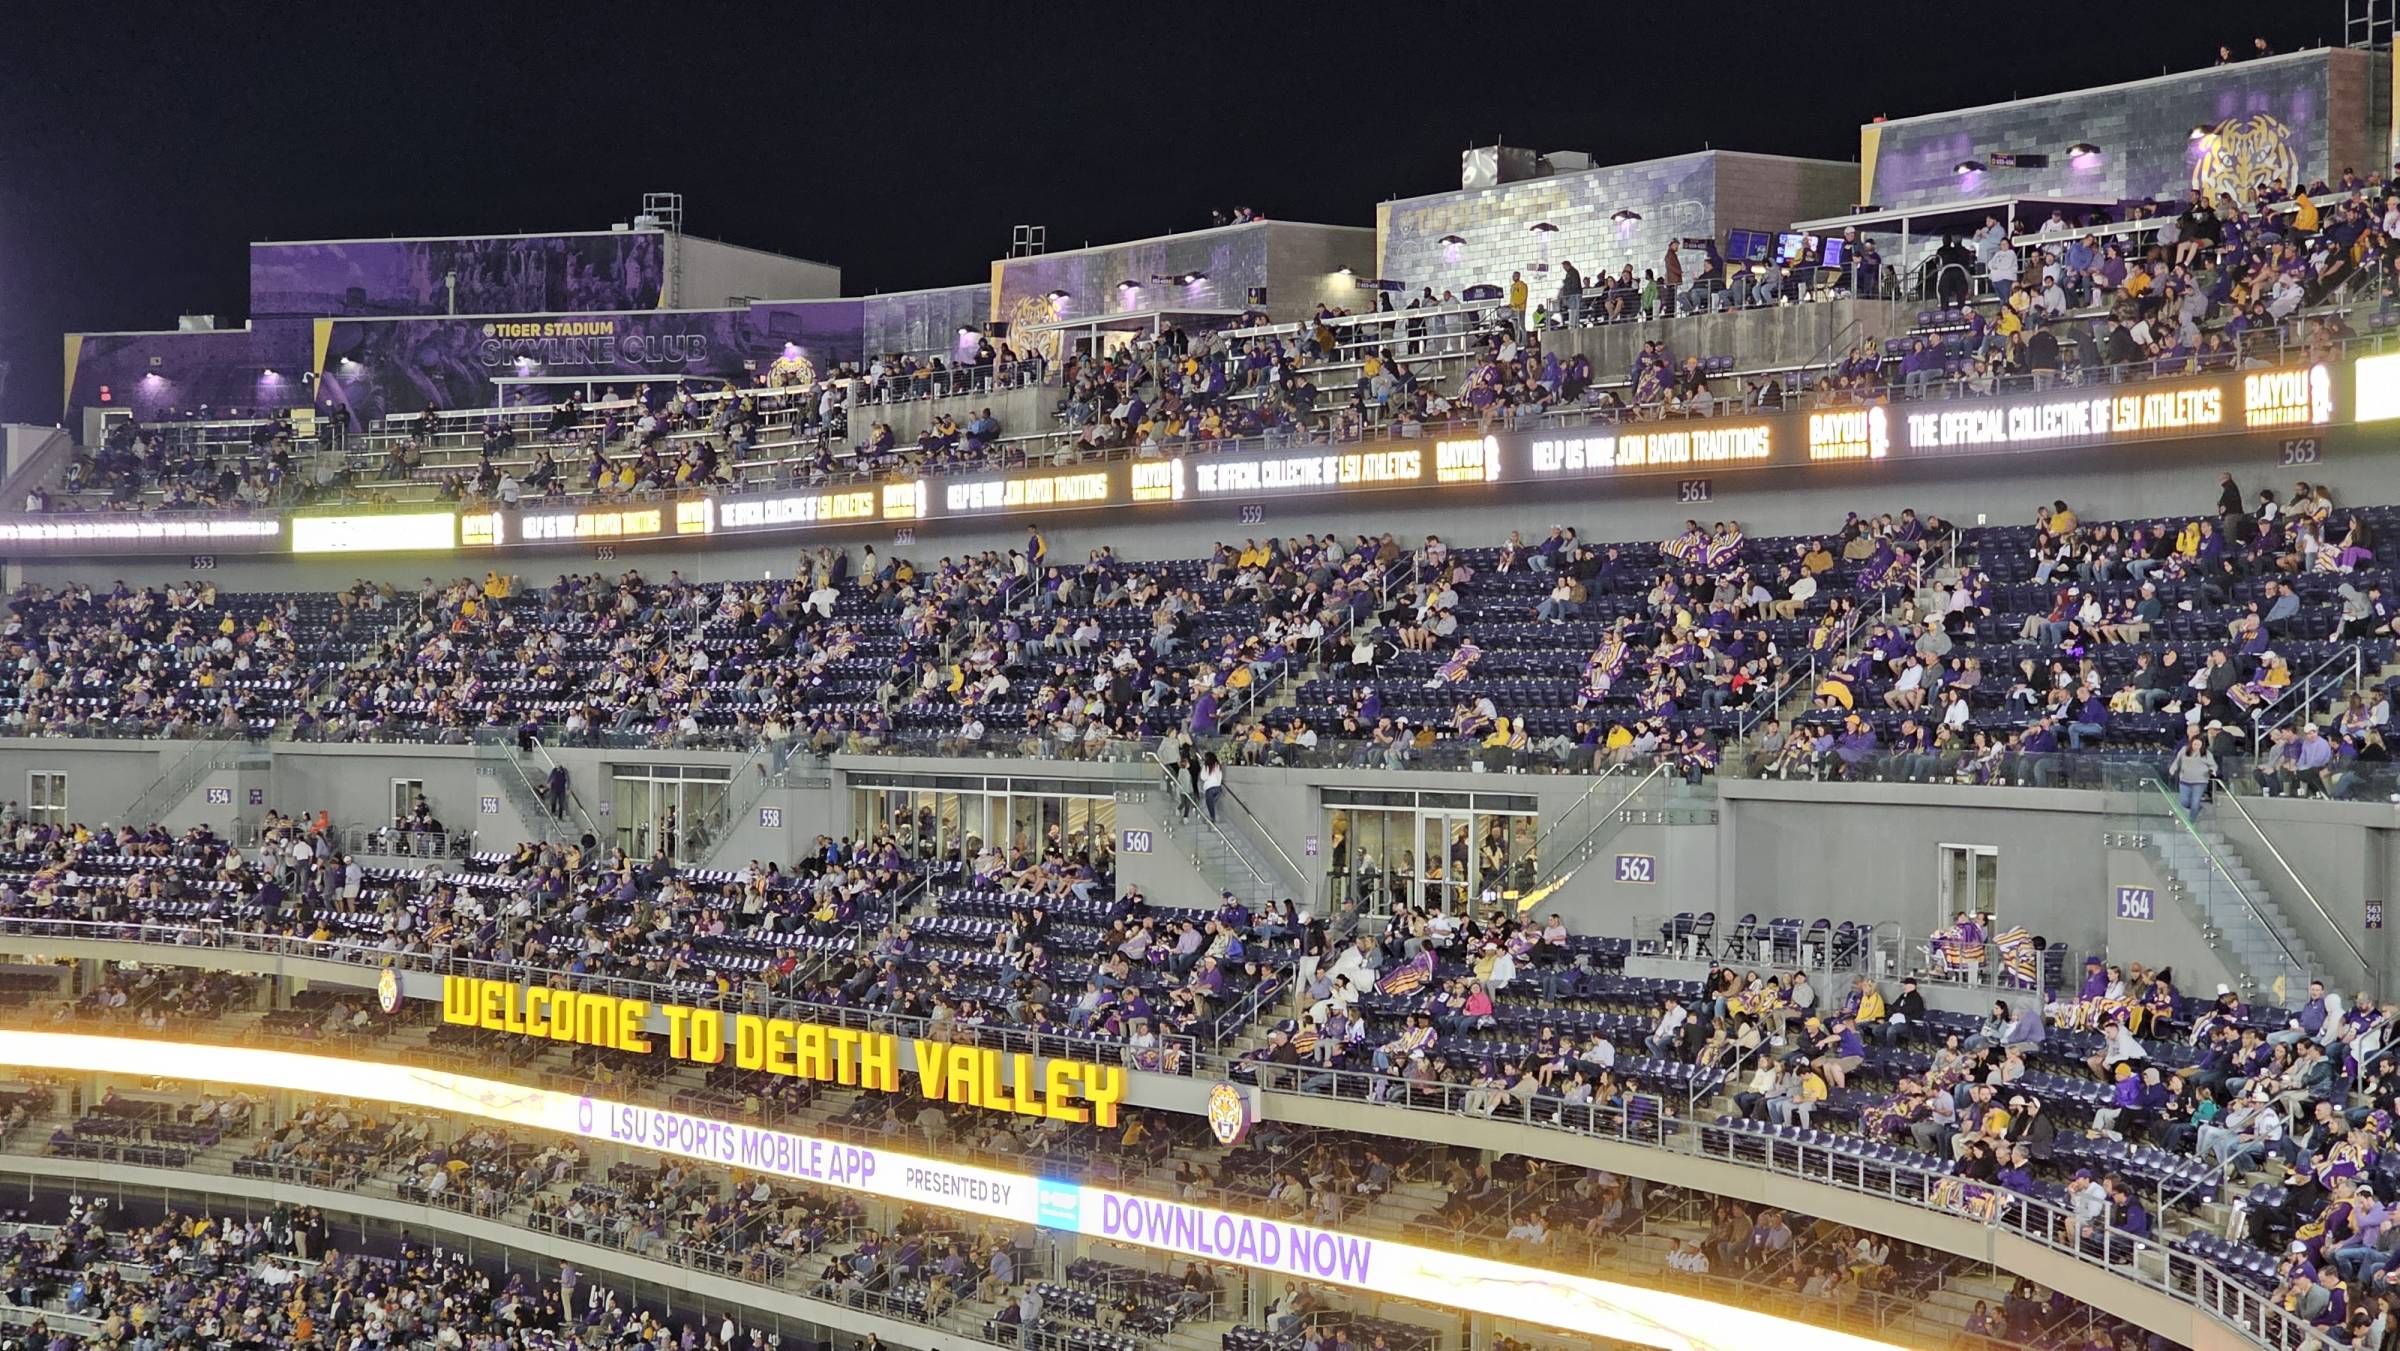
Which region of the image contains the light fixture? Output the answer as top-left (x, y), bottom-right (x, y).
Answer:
top-left (2190, 125), bottom-right (2212, 140)
top-left (1180, 271), bottom-right (1207, 284)
top-left (957, 326), bottom-right (979, 336)
top-left (1334, 267), bottom-right (1355, 277)
top-left (1529, 221), bottom-right (1560, 233)
top-left (1438, 234), bottom-right (1465, 245)
top-left (1611, 209), bottom-right (1642, 223)
top-left (1953, 159), bottom-right (1987, 174)
top-left (2068, 142), bottom-right (2101, 157)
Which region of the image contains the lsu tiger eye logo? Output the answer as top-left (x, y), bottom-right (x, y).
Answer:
top-left (377, 968), bottom-right (402, 1015)
top-left (2191, 114), bottom-right (2301, 204)
top-left (1206, 1082), bottom-right (1253, 1146)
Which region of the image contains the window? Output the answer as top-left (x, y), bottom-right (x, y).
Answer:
top-left (26, 772), bottom-right (66, 828)
top-left (1937, 843), bottom-right (1999, 922)
top-left (849, 773), bottom-right (1117, 868)
top-left (390, 779), bottom-right (425, 830)
top-left (1322, 789), bottom-right (1539, 913)
top-left (610, 764), bottom-right (735, 862)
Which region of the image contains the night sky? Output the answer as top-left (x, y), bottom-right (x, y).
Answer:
top-left (0, 1), bottom-right (2352, 426)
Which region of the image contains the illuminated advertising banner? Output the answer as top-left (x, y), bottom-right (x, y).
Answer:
top-left (1527, 425), bottom-right (1773, 477)
top-left (0, 519), bottom-right (279, 545)
top-left (718, 489), bottom-right (879, 530)
top-left (2242, 364), bottom-right (2332, 429)
top-left (943, 471), bottom-right (1111, 515)
top-left (291, 511), bottom-right (457, 554)
top-left (1432, 436), bottom-right (1503, 484)
top-left (1191, 449), bottom-right (1423, 495)
top-left (0, 1030), bottom-right (1905, 1351)
top-left (1805, 408), bottom-right (1890, 462)
top-left (1903, 383), bottom-right (2224, 452)
top-left (2356, 352), bottom-right (2400, 423)
top-left (1130, 459), bottom-right (1187, 504)
top-left (519, 507), bottom-right (666, 543)
top-left (442, 976), bottom-right (1125, 1126)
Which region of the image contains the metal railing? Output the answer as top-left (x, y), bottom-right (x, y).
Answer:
top-left (2250, 642), bottom-right (2365, 753)
top-left (1138, 751), bottom-right (1302, 904)
top-left (2208, 779), bottom-right (2366, 981)
top-left (1522, 762), bottom-right (1671, 888)
top-left (1204, 1058), bottom-right (2326, 1351)
top-left (2121, 778), bottom-right (2311, 986)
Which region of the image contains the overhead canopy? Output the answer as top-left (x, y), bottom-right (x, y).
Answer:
top-left (1022, 306), bottom-right (1249, 335)
top-left (1791, 194), bottom-right (2119, 242)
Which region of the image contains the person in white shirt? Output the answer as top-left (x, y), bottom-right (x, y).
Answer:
top-left (1503, 1213), bottom-right (1550, 1245)
top-left (1647, 997), bottom-right (1688, 1055)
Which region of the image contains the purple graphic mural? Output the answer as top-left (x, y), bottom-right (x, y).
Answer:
top-left (991, 227), bottom-right (1272, 357)
top-left (249, 233), bottom-right (669, 318)
top-left (1865, 50), bottom-right (2361, 212)
top-left (314, 303), bottom-right (867, 425)
top-left (65, 320), bottom-right (314, 423)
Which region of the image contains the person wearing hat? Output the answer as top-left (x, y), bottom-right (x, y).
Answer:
top-left (2202, 1087), bottom-right (2287, 1175)
top-left (1878, 976), bottom-right (1926, 1047)
top-left (2063, 1170), bottom-right (2111, 1246)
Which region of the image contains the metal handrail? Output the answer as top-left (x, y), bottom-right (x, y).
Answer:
top-left (2210, 777), bottom-right (2367, 977)
top-left (1524, 762), bottom-right (1668, 886)
top-left (1140, 750), bottom-right (1286, 903)
top-left (2250, 642), bottom-right (2364, 751)
top-left (1521, 763), bottom-right (1635, 867)
top-left (1213, 1058), bottom-right (2327, 1351)
top-left (2138, 779), bottom-right (2308, 979)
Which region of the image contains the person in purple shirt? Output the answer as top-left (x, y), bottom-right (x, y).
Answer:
top-left (2063, 684), bottom-right (2109, 750)
top-left (2019, 718), bottom-right (2063, 786)
top-left (2280, 723), bottom-right (2336, 797)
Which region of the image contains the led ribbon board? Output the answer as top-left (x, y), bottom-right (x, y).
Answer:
top-left (0, 1031), bottom-right (1907, 1351)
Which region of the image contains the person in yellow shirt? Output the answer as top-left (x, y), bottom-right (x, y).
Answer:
top-left (2292, 190), bottom-right (2319, 236)
top-left (2048, 501), bottom-right (2078, 535)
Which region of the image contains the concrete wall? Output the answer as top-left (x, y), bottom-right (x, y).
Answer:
top-left (1551, 299), bottom-right (1915, 381)
top-left (1864, 47), bottom-right (2381, 212)
top-left (1717, 779), bottom-right (2112, 958)
top-left (671, 235), bottom-right (841, 307)
top-left (9, 731), bottom-right (2400, 998)
top-left (1376, 151), bottom-right (1855, 306)
top-left (990, 222), bottom-right (1373, 353)
top-left (861, 283), bottom-right (996, 357)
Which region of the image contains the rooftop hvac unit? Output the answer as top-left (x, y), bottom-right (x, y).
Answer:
top-left (1461, 145), bottom-right (1540, 189)
top-left (176, 315), bottom-right (218, 332)
top-left (632, 213), bottom-right (663, 230)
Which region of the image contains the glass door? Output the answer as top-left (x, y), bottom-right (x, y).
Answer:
top-left (1937, 843), bottom-right (1999, 925)
top-left (615, 778), bottom-right (654, 857)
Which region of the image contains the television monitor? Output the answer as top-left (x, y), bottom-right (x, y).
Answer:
top-left (1775, 232), bottom-right (1806, 265)
top-left (1820, 237), bottom-right (1846, 270)
top-left (1801, 235), bottom-right (1824, 264)
top-left (1725, 229), bottom-right (1756, 262)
